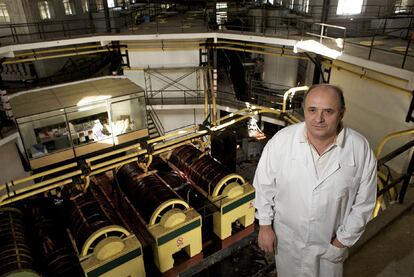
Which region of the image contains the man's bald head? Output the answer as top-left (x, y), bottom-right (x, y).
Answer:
top-left (303, 84), bottom-right (346, 111)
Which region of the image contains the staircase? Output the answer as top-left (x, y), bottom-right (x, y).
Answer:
top-left (146, 108), bottom-right (164, 139)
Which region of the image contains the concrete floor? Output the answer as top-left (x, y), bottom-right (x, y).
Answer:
top-left (344, 205), bottom-right (414, 277)
top-left (199, 191), bottom-right (414, 277)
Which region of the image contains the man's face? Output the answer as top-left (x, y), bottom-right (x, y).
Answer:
top-left (304, 87), bottom-right (345, 141)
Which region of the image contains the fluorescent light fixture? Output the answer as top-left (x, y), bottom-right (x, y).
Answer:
top-left (294, 40), bottom-right (343, 59)
top-left (77, 95), bottom-right (112, 107)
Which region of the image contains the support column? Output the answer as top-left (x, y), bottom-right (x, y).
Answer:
top-left (321, 0), bottom-right (330, 23)
top-left (212, 39), bottom-right (218, 125)
top-left (87, 0), bottom-right (95, 33)
top-left (103, 0), bottom-right (111, 33)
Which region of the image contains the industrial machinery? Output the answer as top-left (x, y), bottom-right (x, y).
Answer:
top-left (167, 144), bottom-right (255, 239)
top-left (0, 101), bottom-right (286, 275)
top-left (0, 207), bottom-right (40, 277)
top-left (116, 162), bottom-right (203, 273)
top-left (68, 184), bottom-right (146, 277)
top-left (30, 198), bottom-right (83, 277)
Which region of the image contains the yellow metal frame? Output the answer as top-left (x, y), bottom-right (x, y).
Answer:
top-left (86, 143), bottom-right (142, 167)
top-left (81, 234), bottom-right (146, 277)
top-left (138, 155), bottom-right (153, 173)
top-left (81, 225), bottom-right (131, 257)
top-left (148, 208), bottom-right (202, 273)
top-left (282, 86), bottom-right (309, 113)
top-left (374, 127), bottom-right (414, 216)
top-left (375, 128), bottom-right (414, 158)
top-left (211, 182), bottom-right (255, 240)
top-left (0, 162), bottom-right (77, 192)
top-left (149, 199), bottom-right (190, 226)
top-left (373, 176), bottom-right (386, 218)
top-left (211, 174), bottom-right (245, 197)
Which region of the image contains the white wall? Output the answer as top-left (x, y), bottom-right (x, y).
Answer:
top-left (124, 44), bottom-right (205, 133)
top-left (125, 46), bottom-right (204, 97)
top-left (154, 108), bottom-right (205, 133)
top-left (32, 58), bottom-right (69, 78)
top-left (128, 49), bottom-right (200, 68)
top-left (263, 55), bottom-right (298, 87)
top-left (330, 61), bottom-right (413, 173)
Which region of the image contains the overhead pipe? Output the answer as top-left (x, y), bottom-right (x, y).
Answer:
top-left (0, 179), bottom-right (73, 207)
top-left (0, 162), bottom-right (78, 192)
top-left (2, 170), bottom-right (81, 198)
top-left (215, 40), bottom-right (295, 53)
top-left (216, 46), bottom-right (309, 60)
top-left (13, 44), bottom-right (105, 58)
top-left (86, 143), bottom-right (142, 167)
top-left (3, 49), bottom-right (111, 64)
top-left (90, 149), bottom-right (147, 171)
top-left (282, 86), bottom-right (309, 113)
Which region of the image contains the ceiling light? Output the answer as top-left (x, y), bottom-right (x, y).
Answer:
top-left (294, 40), bottom-right (343, 59)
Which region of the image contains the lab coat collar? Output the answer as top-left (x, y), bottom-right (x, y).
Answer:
top-left (293, 123), bottom-right (355, 189)
top-left (298, 124), bottom-right (345, 149)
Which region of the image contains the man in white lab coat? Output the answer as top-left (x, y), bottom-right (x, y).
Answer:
top-left (253, 84), bottom-right (377, 277)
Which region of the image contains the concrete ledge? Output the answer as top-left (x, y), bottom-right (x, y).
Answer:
top-left (349, 187), bottom-right (414, 256)
top-left (0, 131), bottom-right (17, 146)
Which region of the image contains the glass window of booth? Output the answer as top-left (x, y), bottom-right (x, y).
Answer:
top-left (17, 111), bottom-right (71, 159)
top-left (110, 96), bottom-right (147, 136)
top-left (66, 102), bottom-right (113, 146)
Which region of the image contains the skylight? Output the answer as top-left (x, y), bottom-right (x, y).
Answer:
top-left (336, 0), bottom-right (364, 15)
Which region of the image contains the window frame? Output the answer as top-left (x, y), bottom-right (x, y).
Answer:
top-left (336, 0), bottom-right (365, 16)
top-left (394, 0), bottom-right (409, 14)
top-left (0, 2), bottom-right (10, 23)
top-left (63, 0), bottom-right (76, 16)
top-left (38, 0), bottom-right (53, 20)
top-left (81, 0), bottom-right (89, 13)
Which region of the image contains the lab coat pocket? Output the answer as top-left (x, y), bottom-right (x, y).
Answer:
top-left (322, 243), bottom-right (349, 263)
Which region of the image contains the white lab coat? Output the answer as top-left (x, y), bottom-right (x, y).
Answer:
top-left (253, 123), bottom-right (377, 277)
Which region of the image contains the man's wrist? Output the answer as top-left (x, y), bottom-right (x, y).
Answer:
top-left (259, 224), bottom-right (273, 230)
top-left (331, 238), bottom-right (346, 248)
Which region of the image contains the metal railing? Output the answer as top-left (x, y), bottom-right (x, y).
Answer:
top-left (146, 102), bottom-right (165, 137)
top-left (291, 4), bottom-right (387, 18)
top-left (276, 4), bottom-right (414, 18)
top-left (0, 6), bottom-right (413, 69)
top-left (374, 128), bottom-right (414, 217)
top-left (145, 89), bottom-right (204, 106)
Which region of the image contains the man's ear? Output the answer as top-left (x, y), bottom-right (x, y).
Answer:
top-left (340, 108), bottom-right (346, 119)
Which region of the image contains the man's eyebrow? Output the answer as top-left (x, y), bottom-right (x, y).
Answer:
top-left (306, 106), bottom-right (337, 111)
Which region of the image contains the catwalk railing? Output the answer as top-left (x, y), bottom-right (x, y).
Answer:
top-left (373, 127), bottom-right (414, 216)
top-left (377, 139), bottom-right (414, 203)
top-left (0, 8), bottom-right (413, 68)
